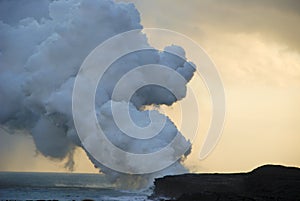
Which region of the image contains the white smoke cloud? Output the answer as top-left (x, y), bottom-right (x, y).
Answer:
top-left (0, 0), bottom-right (50, 25)
top-left (0, 0), bottom-right (195, 188)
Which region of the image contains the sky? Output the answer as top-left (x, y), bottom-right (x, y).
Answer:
top-left (1, 0), bottom-right (300, 173)
top-left (127, 0), bottom-right (300, 173)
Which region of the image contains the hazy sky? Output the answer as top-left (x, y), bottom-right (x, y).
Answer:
top-left (125, 0), bottom-right (300, 172)
top-left (1, 0), bottom-right (300, 173)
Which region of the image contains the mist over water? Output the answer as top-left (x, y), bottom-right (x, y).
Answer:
top-left (0, 0), bottom-right (195, 188)
top-left (0, 172), bottom-right (152, 201)
top-left (0, 172), bottom-right (110, 189)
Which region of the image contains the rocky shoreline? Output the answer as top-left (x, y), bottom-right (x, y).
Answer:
top-left (151, 165), bottom-right (300, 201)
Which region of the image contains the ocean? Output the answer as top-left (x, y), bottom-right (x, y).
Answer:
top-left (0, 172), bottom-right (154, 201)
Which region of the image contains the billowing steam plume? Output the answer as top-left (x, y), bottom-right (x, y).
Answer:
top-left (0, 0), bottom-right (195, 188)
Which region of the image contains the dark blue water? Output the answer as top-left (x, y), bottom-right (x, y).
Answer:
top-left (0, 172), bottom-right (152, 201)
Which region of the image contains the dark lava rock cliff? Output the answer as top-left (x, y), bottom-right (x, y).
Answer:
top-left (151, 165), bottom-right (300, 201)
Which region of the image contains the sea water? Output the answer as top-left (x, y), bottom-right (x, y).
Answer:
top-left (0, 172), bottom-right (154, 201)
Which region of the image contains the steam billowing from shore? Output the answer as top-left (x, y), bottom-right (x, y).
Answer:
top-left (0, 0), bottom-right (195, 188)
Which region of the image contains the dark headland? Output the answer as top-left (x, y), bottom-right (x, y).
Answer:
top-left (151, 165), bottom-right (300, 201)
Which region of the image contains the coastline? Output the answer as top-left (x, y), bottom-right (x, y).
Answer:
top-left (151, 165), bottom-right (300, 201)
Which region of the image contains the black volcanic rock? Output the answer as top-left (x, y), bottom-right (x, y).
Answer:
top-left (152, 165), bottom-right (300, 201)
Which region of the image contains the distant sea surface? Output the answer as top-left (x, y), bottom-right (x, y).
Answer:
top-left (0, 172), bottom-right (152, 201)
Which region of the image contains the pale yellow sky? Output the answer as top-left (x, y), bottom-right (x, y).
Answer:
top-left (0, 128), bottom-right (99, 173)
top-left (1, 0), bottom-right (300, 173)
top-left (129, 0), bottom-right (300, 172)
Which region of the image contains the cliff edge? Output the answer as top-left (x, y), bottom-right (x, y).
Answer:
top-left (152, 165), bottom-right (300, 201)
